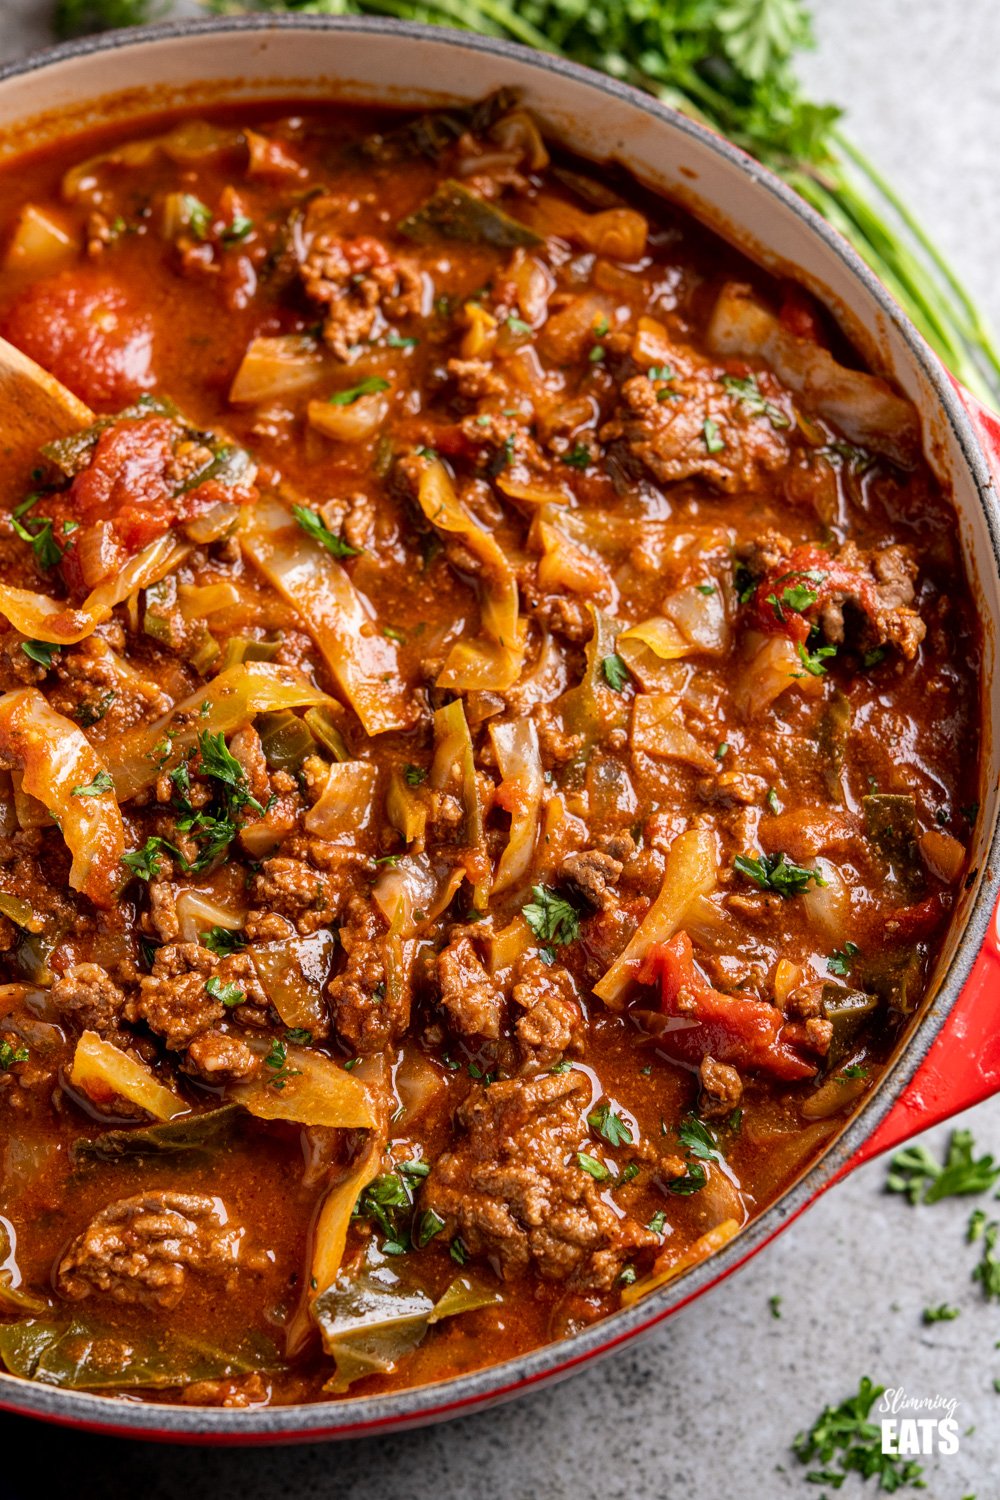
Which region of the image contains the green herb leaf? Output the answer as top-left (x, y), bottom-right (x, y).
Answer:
top-left (70, 770), bottom-right (114, 798)
top-left (587, 1102), bottom-right (634, 1149)
top-left (0, 1039), bottom-right (29, 1070)
top-left (403, 763), bottom-right (427, 786)
top-left (121, 836), bottom-right (175, 882)
top-left (601, 653), bottom-right (631, 692)
top-left (721, 372), bottom-right (790, 428)
top-left (796, 639), bottom-right (837, 676)
top-left (577, 1152), bottom-right (611, 1182)
top-left (702, 417), bottom-right (725, 453)
top-left (733, 850), bottom-right (826, 898)
top-left (206, 975), bottom-right (246, 1008)
top-left (292, 504), bottom-right (362, 559)
top-left (522, 883), bottom-right (581, 946)
top-left (793, 1375), bottom-right (925, 1493)
top-left (886, 1128), bottom-right (1000, 1205)
top-left (327, 376), bottom-right (391, 407)
top-left (828, 941), bottom-right (860, 977)
top-left (201, 926), bottom-right (246, 956)
top-left (922, 1303), bottom-right (960, 1324)
top-left (21, 640), bottom-right (58, 669)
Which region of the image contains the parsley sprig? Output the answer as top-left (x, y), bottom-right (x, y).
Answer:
top-left (793, 1376), bottom-right (925, 1493)
top-left (886, 1128), bottom-right (1000, 1205)
top-left (733, 850), bottom-right (826, 898)
top-left (522, 884), bottom-right (582, 947)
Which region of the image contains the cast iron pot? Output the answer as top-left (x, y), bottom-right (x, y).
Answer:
top-left (0, 13), bottom-right (999, 1445)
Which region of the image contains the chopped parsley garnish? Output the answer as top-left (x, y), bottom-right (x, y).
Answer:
top-left (328, 375), bottom-right (391, 406)
top-left (714, 741), bottom-right (729, 760)
top-left (721, 372), bottom-right (790, 428)
top-left (450, 1237), bottom-right (469, 1265)
top-left (21, 640), bottom-right (57, 669)
top-left (12, 512), bottom-right (62, 570)
top-left (733, 850), bottom-right (826, 898)
top-left (647, 1210), bottom-right (667, 1235)
top-left (618, 1265), bottom-right (637, 1286)
top-left (588, 344), bottom-right (606, 363)
top-left (768, 1294), bottom-right (782, 1319)
top-left (121, 836), bottom-right (175, 882)
top-left (666, 1162), bottom-right (707, 1195)
top-left (292, 504), bottom-right (362, 559)
top-left (76, 689), bottom-right (116, 726)
top-left (403, 763), bottom-right (428, 786)
top-left (506, 315), bottom-right (532, 336)
top-left (601, 653), bottom-right (631, 692)
top-left (522, 883), bottom-right (582, 947)
top-left (197, 729), bottom-right (265, 816)
top-left (264, 1036), bottom-right (301, 1090)
top-left (767, 581), bottom-right (818, 617)
top-left (206, 974), bottom-right (246, 1008)
top-left (577, 1152), bottom-right (611, 1182)
top-left (839, 1064), bottom-right (868, 1080)
top-left (415, 1209), bottom-right (446, 1247)
top-left (201, 926), bottom-right (246, 956)
top-left (180, 193), bottom-right (212, 239)
top-left (796, 639), bottom-right (837, 676)
top-left (828, 941), bottom-right (860, 977)
top-left (386, 331), bottom-right (419, 349)
top-left (285, 1028), bottom-right (313, 1046)
top-left (587, 1102), bottom-right (634, 1149)
top-left (220, 214), bottom-right (254, 245)
top-left (886, 1128), bottom-right (1000, 1204)
top-left (973, 1220), bottom-right (1000, 1300)
top-left (793, 1377), bottom-right (925, 1493)
top-left (765, 787), bottom-right (780, 814)
top-left (702, 417), bottom-right (725, 453)
top-left (922, 1303), bottom-right (960, 1324)
top-left (383, 625), bottom-right (406, 643)
top-left (695, 583), bottom-right (716, 596)
top-left (677, 1115), bottom-right (726, 1166)
top-left (560, 443), bottom-right (592, 469)
top-left (70, 770), bottom-right (114, 798)
top-left (0, 1039), bottom-right (28, 1070)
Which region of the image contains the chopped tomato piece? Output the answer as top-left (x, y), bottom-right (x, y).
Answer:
top-left (747, 542), bottom-right (876, 645)
top-left (778, 282), bottom-right (825, 344)
top-left (639, 931), bottom-right (817, 1081)
top-left (2, 268), bottom-right (155, 409)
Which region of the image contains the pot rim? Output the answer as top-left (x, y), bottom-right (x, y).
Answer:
top-left (0, 11), bottom-right (998, 1443)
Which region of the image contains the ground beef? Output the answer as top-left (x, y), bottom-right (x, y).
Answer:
top-left (51, 963), bottom-right (127, 1036)
top-left (437, 935), bottom-right (503, 1040)
top-left (300, 229), bottom-right (423, 360)
top-left (739, 529), bottom-right (926, 660)
top-left (179, 1374), bottom-right (268, 1408)
top-left (600, 372), bottom-right (788, 493)
top-left (421, 1072), bottom-right (655, 1289)
top-left (511, 954), bottom-right (584, 1070)
top-left (249, 854), bottom-right (348, 935)
top-left (698, 1055), bottom-right (744, 1118)
top-left (146, 881), bottom-right (181, 943)
top-left (560, 849), bottom-right (624, 909)
top-left (137, 945), bottom-right (268, 1049)
top-left (328, 896), bottom-right (408, 1054)
top-left (57, 1191), bottom-right (247, 1309)
top-left (448, 357), bottom-right (506, 399)
top-left (184, 1029), bottom-right (261, 1084)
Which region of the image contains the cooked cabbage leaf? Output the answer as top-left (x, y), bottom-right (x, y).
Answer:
top-left (0, 689), bottom-right (125, 907)
top-left (0, 1317), bottom-right (280, 1389)
top-left (241, 496), bottom-right (414, 737)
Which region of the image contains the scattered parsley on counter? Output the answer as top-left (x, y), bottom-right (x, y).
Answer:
top-left (793, 1377), bottom-right (925, 1493)
top-left (921, 1303), bottom-right (960, 1324)
top-left (886, 1129), bottom-right (1000, 1204)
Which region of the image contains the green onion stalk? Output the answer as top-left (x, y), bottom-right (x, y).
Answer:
top-left (56, 0), bottom-right (1000, 403)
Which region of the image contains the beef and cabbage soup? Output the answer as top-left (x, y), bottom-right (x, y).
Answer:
top-left (0, 92), bottom-right (981, 1407)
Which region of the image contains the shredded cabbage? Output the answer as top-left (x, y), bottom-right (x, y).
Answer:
top-left (0, 689), bottom-right (125, 907)
top-left (594, 826), bottom-right (719, 1008)
top-left (231, 1043), bottom-right (376, 1130)
top-left (69, 1030), bottom-right (186, 1122)
top-left (106, 662), bottom-right (333, 803)
top-left (304, 761), bottom-right (378, 841)
top-left (251, 930), bottom-right (336, 1036)
top-left (416, 460), bottom-right (523, 691)
top-left (489, 718), bottom-right (544, 895)
top-left (0, 533), bottom-right (188, 646)
top-left (241, 496), bottom-right (414, 736)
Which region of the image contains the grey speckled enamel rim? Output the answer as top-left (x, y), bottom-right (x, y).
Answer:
top-left (0, 12), bottom-right (999, 1445)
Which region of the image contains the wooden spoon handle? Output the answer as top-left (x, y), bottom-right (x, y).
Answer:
top-left (0, 336), bottom-right (94, 506)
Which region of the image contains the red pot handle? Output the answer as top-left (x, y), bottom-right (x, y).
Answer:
top-left (834, 379), bottom-right (1000, 1176)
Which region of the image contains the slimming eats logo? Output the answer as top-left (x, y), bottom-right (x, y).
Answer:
top-left (879, 1387), bottom-right (961, 1458)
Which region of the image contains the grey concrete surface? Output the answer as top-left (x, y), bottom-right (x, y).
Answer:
top-left (0, 3), bottom-right (998, 1497)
